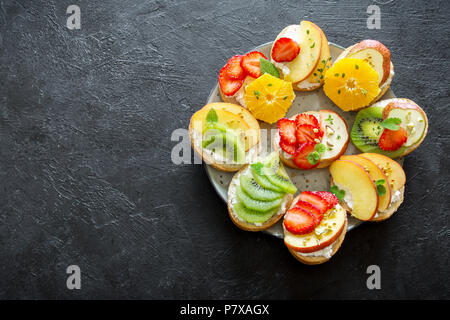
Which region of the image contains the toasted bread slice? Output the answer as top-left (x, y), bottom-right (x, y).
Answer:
top-left (227, 165), bottom-right (293, 231)
top-left (372, 98), bottom-right (428, 157)
top-left (284, 194), bottom-right (348, 264)
top-left (273, 110), bottom-right (349, 169)
top-left (288, 219), bottom-right (347, 265)
top-left (335, 44), bottom-right (394, 105)
top-left (188, 103), bottom-right (261, 172)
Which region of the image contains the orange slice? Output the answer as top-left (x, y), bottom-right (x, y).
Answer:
top-left (323, 58), bottom-right (380, 111)
top-left (244, 74), bottom-right (295, 124)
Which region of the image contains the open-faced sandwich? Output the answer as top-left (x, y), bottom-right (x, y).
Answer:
top-left (218, 52), bottom-right (296, 124)
top-left (273, 110), bottom-right (349, 169)
top-left (351, 98), bottom-right (428, 158)
top-left (329, 153), bottom-right (406, 222)
top-left (227, 152), bottom-right (296, 231)
top-left (324, 39), bottom-right (394, 111)
top-left (270, 20), bottom-right (332, 91)
top-left (189, 102), bottom-right (260, 172)
top-left (283, 191), bottom-right (347, 264)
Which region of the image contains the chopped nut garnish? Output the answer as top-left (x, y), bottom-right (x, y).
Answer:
top-left (326, 125), bottom-right (335, 136)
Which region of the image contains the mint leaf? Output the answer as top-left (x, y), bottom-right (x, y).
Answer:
top-left (330, 185), bottom-right (346, 202)
top-left (315, 143), bottom-right (326, 154)
top-left (377, 184), bottom-right (386, 196)
top-left (307, 151), bottom-right (320, 165)
top-left (206, 108), bottom-right (218, 123)
top-left (375, 179), bottom-right (386, 196)
top-left (259, 58), bottom-right (280, 78)
top-left (382, 118), bottom-right (402, 131)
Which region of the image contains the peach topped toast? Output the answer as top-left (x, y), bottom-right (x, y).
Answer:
top-left (325, 39), bottom-right (394, 110)
top-left (329, 153), bottom-right (406, 222)
top-left (270, 21), bottom-right (332, 91)
top-left (273, 110), bottom-right (349, 170)
top-left (351, 98), bottom-right (428, 158)
top-left (189, 102), bottom-right (260, 172)
top-left (227, 152), bottom-right (296, 231)
top-left (283, 191), bottom-right (348, 264)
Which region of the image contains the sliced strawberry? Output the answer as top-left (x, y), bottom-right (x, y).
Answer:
top-left (284, 207), bottom-right (316, 235)
top-left (313, 191), bottom-right (339, 211)
top-left (378, 127), bottom-right (407, 151)
top-left (271, 37), bottom-right (300, 63)
top-left (218, 65), bottom-right (244, 96)
top-left (295, 124), bottom-right (322, 144)
top-left (294, 200), bottom-right (323, 225)
top-left (295, 114), bottom-right (323, 138)
top-left (225, 55), bottom-right (246, 80)
top-left (295, 113), bottom-right (320, 128)
top-left (279, 140), bottom-right (296, 155)
top-left (292, 142), bottom-right (320, 170)
top-left (298, 191), bottom-right (329, 214)
top-left (241, 51), bottom-right (267, 78)
top-left (278, 118), bottom-right (297, 145)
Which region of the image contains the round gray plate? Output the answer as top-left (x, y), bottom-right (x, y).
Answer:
top-left (204, 42), bottom-right (397, 238)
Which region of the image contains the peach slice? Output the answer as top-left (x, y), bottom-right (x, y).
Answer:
top-left (305, 22), bottom-right (332, 85)
top-left (340, 155), bottom-right (391, 212)
top-left (359, 153), bottom-right (406, 193)
top-left (284, 203), bottom-right (346, 253)
top-left (347, 40), bottom-right (391, 86)
top-left (273, 21), bottom-right (322, 83)
top-left (329, 159), bottom-right (379, 221)
top-left (382, 100), bottom-right (427, 147)
top-left (190, 102), bottom-right (260, 151)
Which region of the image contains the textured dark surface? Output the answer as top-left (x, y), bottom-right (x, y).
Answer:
top-left (0, 0), bottom-right (449, 299)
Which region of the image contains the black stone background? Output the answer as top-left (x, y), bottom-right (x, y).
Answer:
top-left (0, 0), bottom-right (449, 299)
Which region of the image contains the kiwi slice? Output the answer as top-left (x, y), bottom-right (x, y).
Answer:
top-left (235, 185), bottom-right (283, 212)
top-left (351, 106), bottom-right (406, 158)
top-left (239, 174), bottom-right (284, 201)
top-left (232, 200), bottom-right (280, 224)
top-left (261, 167), bottom-right (297, 194)
top-left (202, 131), bottom-right (245, 162)
top-left (250, 163), bottom-right (284, 192)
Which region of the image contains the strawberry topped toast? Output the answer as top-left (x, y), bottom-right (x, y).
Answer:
top-left (283, 191), bottom-right (347, 265)
top-left (270, 20), bottom-right (332, 91)
top-left (273, 110), bottom-right (349, 169)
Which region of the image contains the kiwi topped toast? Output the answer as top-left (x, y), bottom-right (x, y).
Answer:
top-left (351, 98), bottom-right (428, 158)
top-left (227, 152), bottom-right (296, 231)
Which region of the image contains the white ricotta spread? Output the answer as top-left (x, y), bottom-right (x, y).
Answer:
top-left (297, 241), bottom-right (335, 259)
top-left (232, 85), bottom-right (246, 108)
top-left (374, 189), bottom-right (402, 218)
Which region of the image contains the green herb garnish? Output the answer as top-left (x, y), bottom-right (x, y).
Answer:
top-left (381, 117), bottom-right (402, 131)
top-left (310, 42), bottom-right (315, 48)
top-left (307, 151), bottom-right (320, 165)
top-left (330, 185), bottom-right (346, 202)
top-left (206, 108), bottom-right (218, 123)
top-left (259, 58), bottom-right (280, 78)
top-left (375, 179), bottom-right (386, 196)
top-left (315, 143), bottom-right (326, 154)
top-left (325, 114), bottom-right (334, 125)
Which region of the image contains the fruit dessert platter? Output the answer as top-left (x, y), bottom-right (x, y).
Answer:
top-left (188, 20), bottom-right (428, 264)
